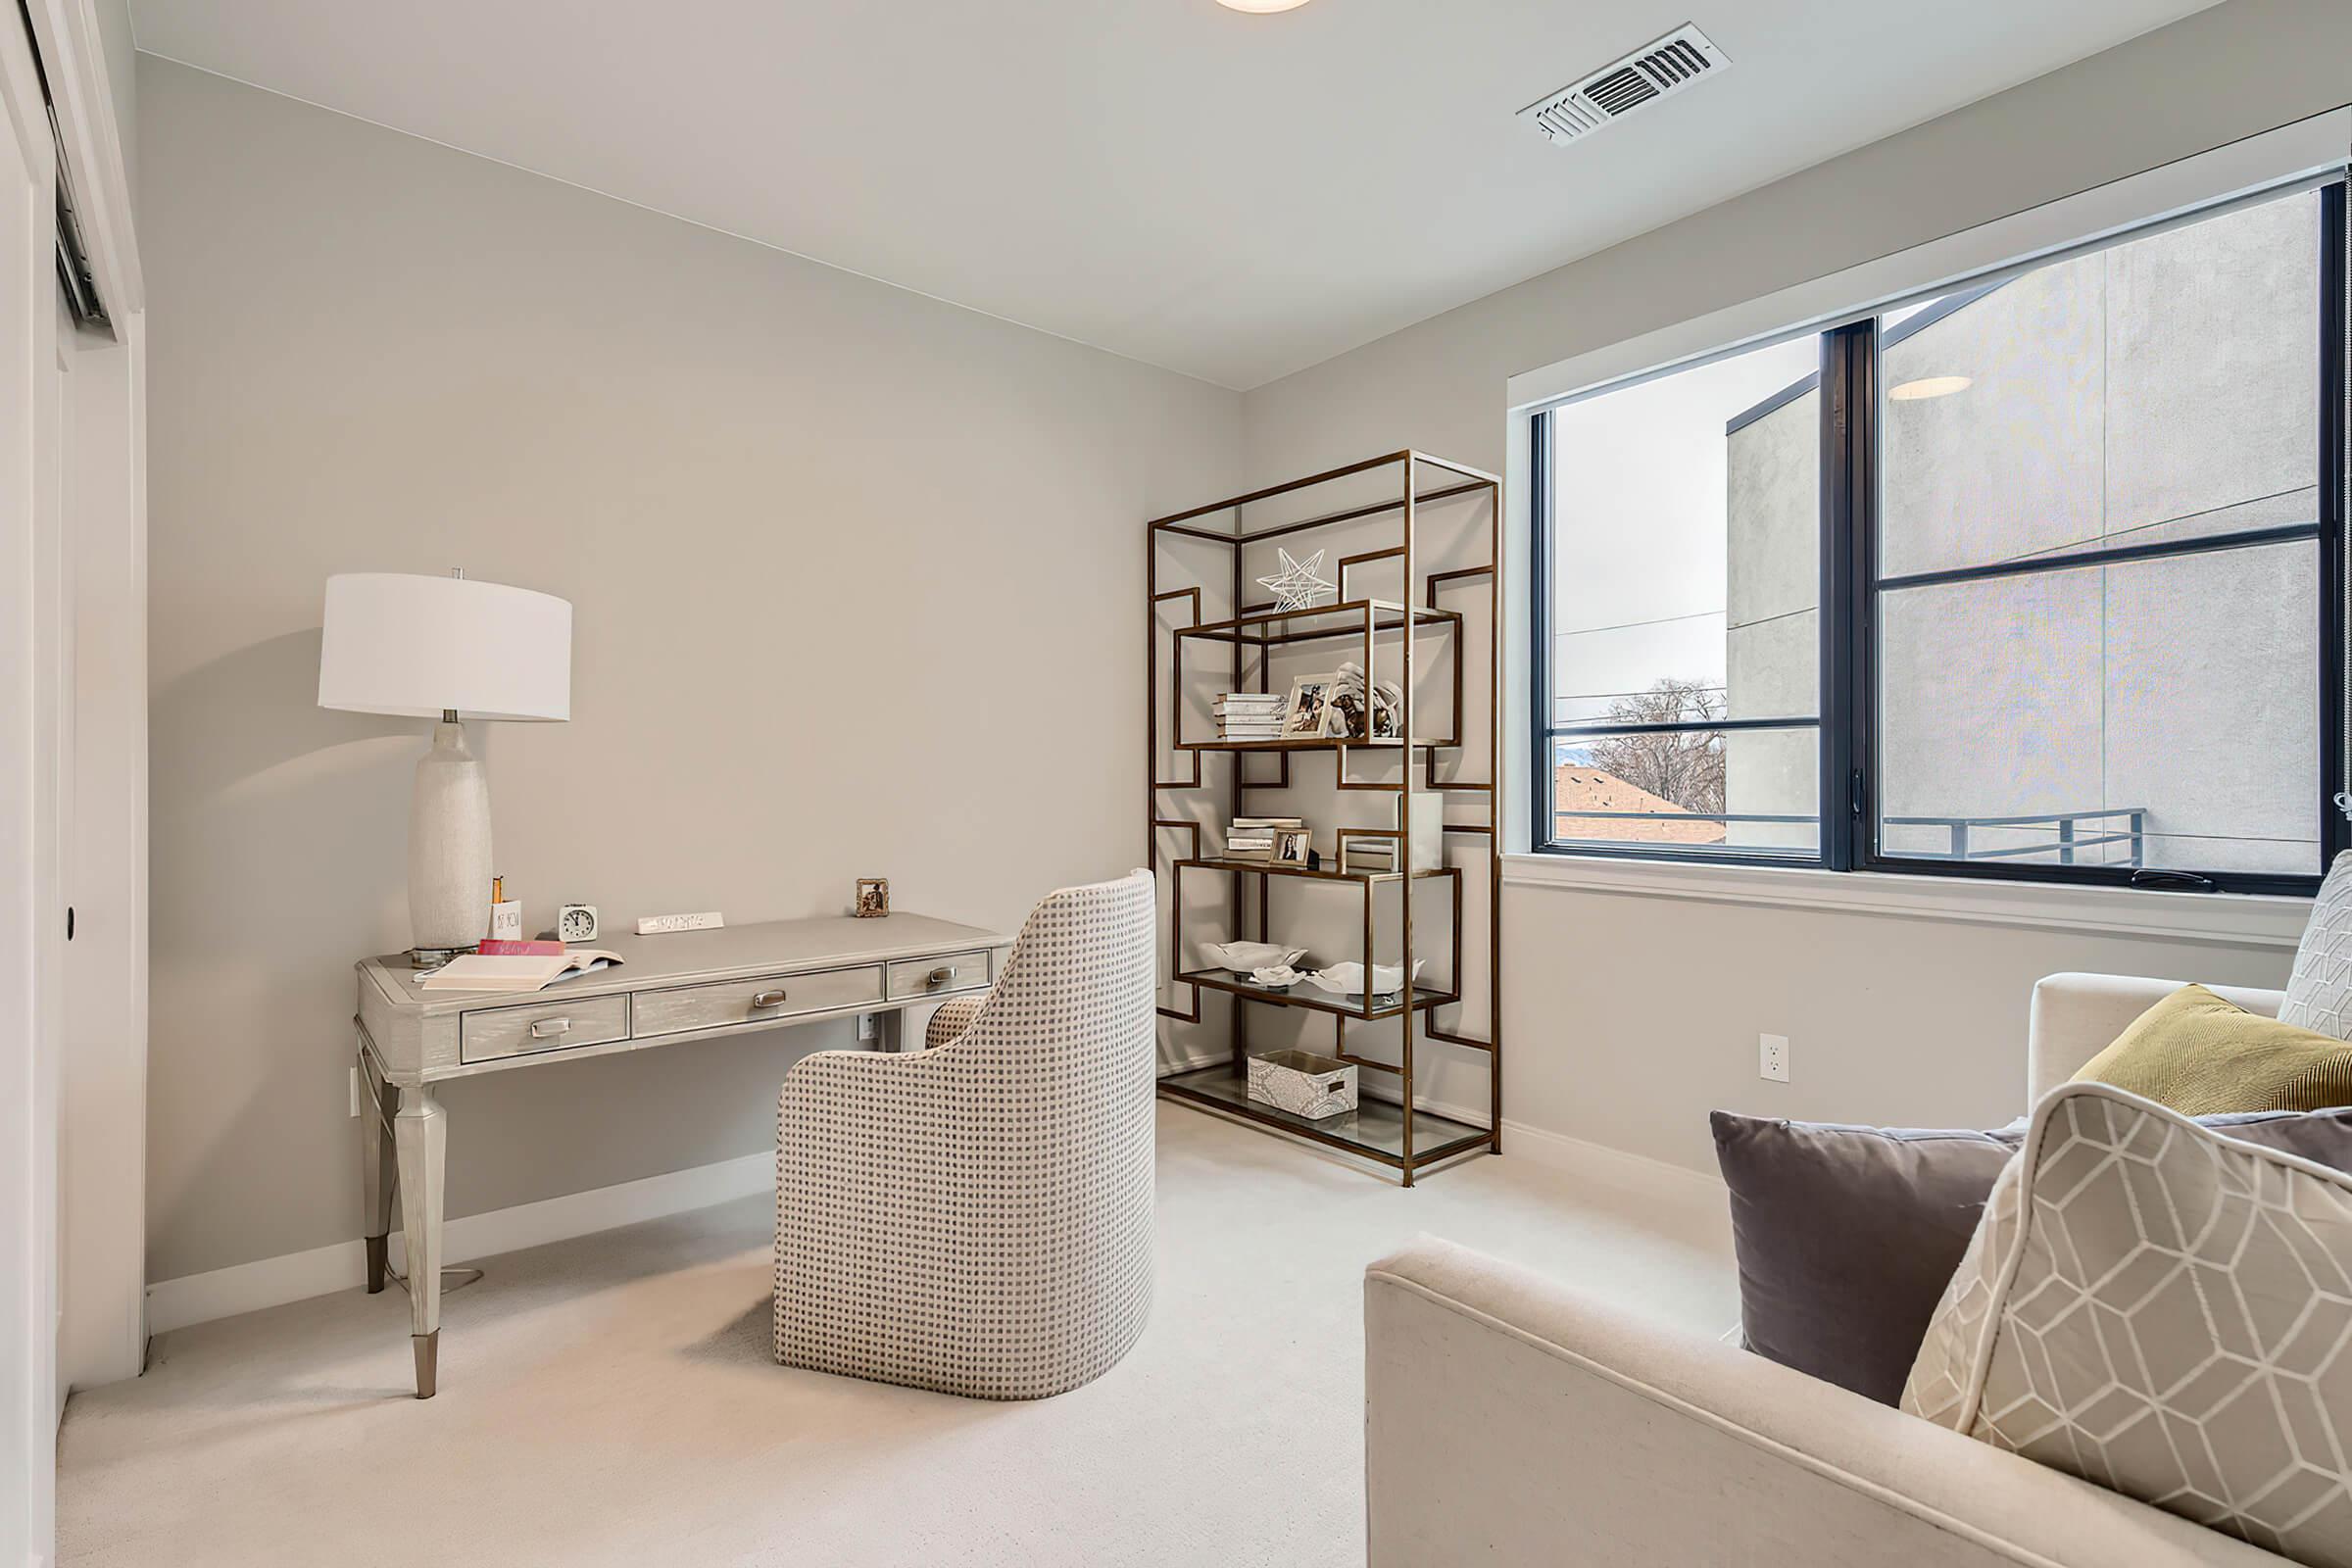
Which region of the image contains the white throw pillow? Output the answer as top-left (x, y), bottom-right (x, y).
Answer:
top-left (2281, 851), bottom-right (2352, 1040)
top-left (1904, 1081), bottom-right (2352, 1566)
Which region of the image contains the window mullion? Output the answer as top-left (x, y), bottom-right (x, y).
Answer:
top-left (1821, 322), bottom-right (1874, 872)
top-left (2322, 178), bottom-right (2348, 866)
top-left (1528, 411), bottom-right (1554, 852)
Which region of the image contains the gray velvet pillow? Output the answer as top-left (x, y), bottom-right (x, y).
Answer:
top-left (1711, 1113), bottom-right (2018, 1405)
top-left (1711, 1105), bottom-right (2352, 1407)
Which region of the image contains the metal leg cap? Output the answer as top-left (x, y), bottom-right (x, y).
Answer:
top-left (413, 1330), bottom-right (438, 1399)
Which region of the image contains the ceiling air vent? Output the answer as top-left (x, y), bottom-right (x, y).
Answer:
top-left (1518, 24), bottom-right (1728, 147)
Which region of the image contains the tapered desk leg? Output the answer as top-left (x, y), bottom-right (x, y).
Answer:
top-left (358, 1048), bottom-right (397, 1294)
top-left (394, 1083), bottom-right (447, 1398)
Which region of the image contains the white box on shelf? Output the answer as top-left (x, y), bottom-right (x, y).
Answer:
top-left (1409, 792), bottom-right (1445, 869)
top-left (1247, 1050), bottom-right (1358, 1121)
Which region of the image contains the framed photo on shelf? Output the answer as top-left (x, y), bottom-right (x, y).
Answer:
top-left (1271, 829), bottom-right (1311, 868)
top-left (1283, 675), bottom-right (1336, 739)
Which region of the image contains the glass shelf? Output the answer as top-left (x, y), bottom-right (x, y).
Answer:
top-left (1177, 856), bottom-right (1446, 883)
top-left (1178, 734), bottom-right (1412, 754)
top-left (1175, 598), bottom-right (1456, 647)
top-left (1156, 1062), bottom-right (1493, 1168)
top-left (1177, 968), bottom-right (1458, 1021)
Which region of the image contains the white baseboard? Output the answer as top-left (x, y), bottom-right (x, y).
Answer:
top-left (146, 1151), bottom-right (774, 1335)
top-left (1490, 1118), bottom-right (1726, 1211)
top-left (1161, 1049), bottom-right (1724, 1212)
top-left (1399, 1089), bottom-right (1724, 1211)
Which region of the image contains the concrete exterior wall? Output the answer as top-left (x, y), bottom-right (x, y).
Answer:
top-left (1726, 189), bottom-right (2325, 874)
top-left (1724, 390), bottom-right (1821, 851)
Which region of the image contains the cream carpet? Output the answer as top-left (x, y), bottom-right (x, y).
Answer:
top-left (59, 1103), bottom-right (1735, 1567)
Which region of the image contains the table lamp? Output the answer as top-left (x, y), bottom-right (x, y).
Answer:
top-left (318, 569), bottom-right (572, 964)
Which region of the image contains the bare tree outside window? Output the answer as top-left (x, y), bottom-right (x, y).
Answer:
top-left (1585, 678), bottom-right (1727, 818)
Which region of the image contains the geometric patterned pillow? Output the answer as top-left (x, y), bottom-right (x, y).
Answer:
top-left (2282, 851), bottom-right (2352, 1040)
top-left (1902, 1081), bottom-right (2352, 1566)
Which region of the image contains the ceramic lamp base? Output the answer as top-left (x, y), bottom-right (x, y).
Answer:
top-left (410, 720), bottom-right (492, 959)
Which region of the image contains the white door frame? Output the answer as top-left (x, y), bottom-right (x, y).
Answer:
top-left (0, 4), bottom-right (63, 1560)
top-left (2, 3), bottom-right (141, 1561)
top-left (25, 0), bottom-right (147, 1402)
top-left (58, 309), bottom-right (145, 1397)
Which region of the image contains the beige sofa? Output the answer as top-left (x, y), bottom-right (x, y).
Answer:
top-left (1364, 973), bottom-right (2295, 1567)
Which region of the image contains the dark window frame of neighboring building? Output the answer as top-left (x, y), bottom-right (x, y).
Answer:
top-left (1529, 178), bottom-right (2349, 897)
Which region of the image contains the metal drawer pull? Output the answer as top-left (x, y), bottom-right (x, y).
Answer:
top-left (927, 966), bottom-right (956, 988)
top-left (750, 989), bottom-right (789, 1009)
top-left (529, 1017), bottom-right (571, 1040)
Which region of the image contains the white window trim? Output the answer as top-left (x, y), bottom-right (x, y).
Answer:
top-left (1496, 110), bottom-right (2352, 936)
top-left (1500, 852), bottom-right (2311, 950)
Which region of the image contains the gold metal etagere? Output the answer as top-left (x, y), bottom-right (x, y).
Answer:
top-left (1147, 451), bottom-right (1503, 1185)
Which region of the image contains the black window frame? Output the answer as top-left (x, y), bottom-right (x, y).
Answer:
top-left (1530, 178), bottom-right (2349, 897)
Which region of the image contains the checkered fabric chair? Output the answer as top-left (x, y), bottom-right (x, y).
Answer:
top-left (774, 869), bottom-right (1157, 1398)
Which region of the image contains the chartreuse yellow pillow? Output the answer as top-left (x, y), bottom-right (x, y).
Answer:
top-left (2071, 984), bottom-right (2352, 1114)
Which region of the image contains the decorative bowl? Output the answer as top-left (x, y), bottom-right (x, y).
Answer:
top-left (1202, 941), bottom-right (1309, 972)
top-left (1302, 960), bottom-right (1423, 997)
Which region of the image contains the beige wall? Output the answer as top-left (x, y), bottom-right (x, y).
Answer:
top-left (1240, 0), bottom-right (2351, 1174)
top-left (141, 60), bottom-right (1240, 1283)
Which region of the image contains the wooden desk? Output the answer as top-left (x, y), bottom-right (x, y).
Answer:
top-left (352, 912), bottom-right (1012, 1397)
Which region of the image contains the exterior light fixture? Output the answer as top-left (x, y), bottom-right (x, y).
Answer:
top-left (1888, 375), bottom-right (1974, 401)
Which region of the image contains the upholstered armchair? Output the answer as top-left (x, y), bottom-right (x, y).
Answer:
top-left (773, 869), bottom-right (1157, 1399)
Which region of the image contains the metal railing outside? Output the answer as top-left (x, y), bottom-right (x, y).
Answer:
top-left (1548, 807), bottom-right (2147, 866)
top-left (1885, 808), bottom-right (2146, 866)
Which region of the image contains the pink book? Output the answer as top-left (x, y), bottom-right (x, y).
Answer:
top-left (476, 939), bottom-right (564, 956)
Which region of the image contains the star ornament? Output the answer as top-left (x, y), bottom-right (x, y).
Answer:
top-left (1256, 548), bottom-right (1337, 612)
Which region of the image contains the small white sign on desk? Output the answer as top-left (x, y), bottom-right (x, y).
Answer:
top-left (637, 910), bottom-right (725, 935)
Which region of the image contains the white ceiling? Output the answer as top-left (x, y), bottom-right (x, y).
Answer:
top-left (128, 0), bottom-right (2220, 390)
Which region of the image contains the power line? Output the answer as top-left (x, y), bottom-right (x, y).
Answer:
top-left (1552, 607), bottom-right (1723, 637)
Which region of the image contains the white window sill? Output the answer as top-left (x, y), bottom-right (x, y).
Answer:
top-left (1499, 853), bottom-right (2311, 949)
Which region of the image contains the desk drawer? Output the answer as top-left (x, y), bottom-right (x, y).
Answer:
top-left (633, 963), bottom-right (882, 1039)
top-left (461, 994), bottom-right (631, 1064)
top-left (886, 950), bottom-right (992, 1002)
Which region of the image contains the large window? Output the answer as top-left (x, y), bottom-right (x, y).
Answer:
top-left (1531, 180), bottom-right (2348, 894)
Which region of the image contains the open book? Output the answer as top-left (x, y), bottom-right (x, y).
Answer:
top-left (419, 949), bottom-right (625, 994)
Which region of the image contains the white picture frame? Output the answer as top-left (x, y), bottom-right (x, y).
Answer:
top-left (1283, 675), bottom-right (1336, 740)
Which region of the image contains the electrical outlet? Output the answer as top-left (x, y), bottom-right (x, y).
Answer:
top-left (856, 1013), bottom-right (877, 1043)
top-left (349, 1066), bottom-right (361, 1117)
top-left (1759, 1033), bottom-right (1790, 1084)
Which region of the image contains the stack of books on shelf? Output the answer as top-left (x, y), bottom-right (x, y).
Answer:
top-left (1343, 837), bottom-right (1397, 873)
top-left (1225, 816), bottom-right (1302, 862)
top-left (1214, 692), bottom-right (1286, 742)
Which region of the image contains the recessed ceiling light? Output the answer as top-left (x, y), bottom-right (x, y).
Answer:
top-left (1216, 0), bottom-right (1311, 12)
top-left (1888, 375), bottom-right (1974, 401)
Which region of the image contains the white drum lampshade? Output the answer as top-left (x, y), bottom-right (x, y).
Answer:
top-left (318, 572), bottom-right (572, 960)
top-left (318, 572), bottom-right (571, 722)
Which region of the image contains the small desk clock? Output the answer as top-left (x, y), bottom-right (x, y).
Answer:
top-left (557, 903), bottom-right (599, 943)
